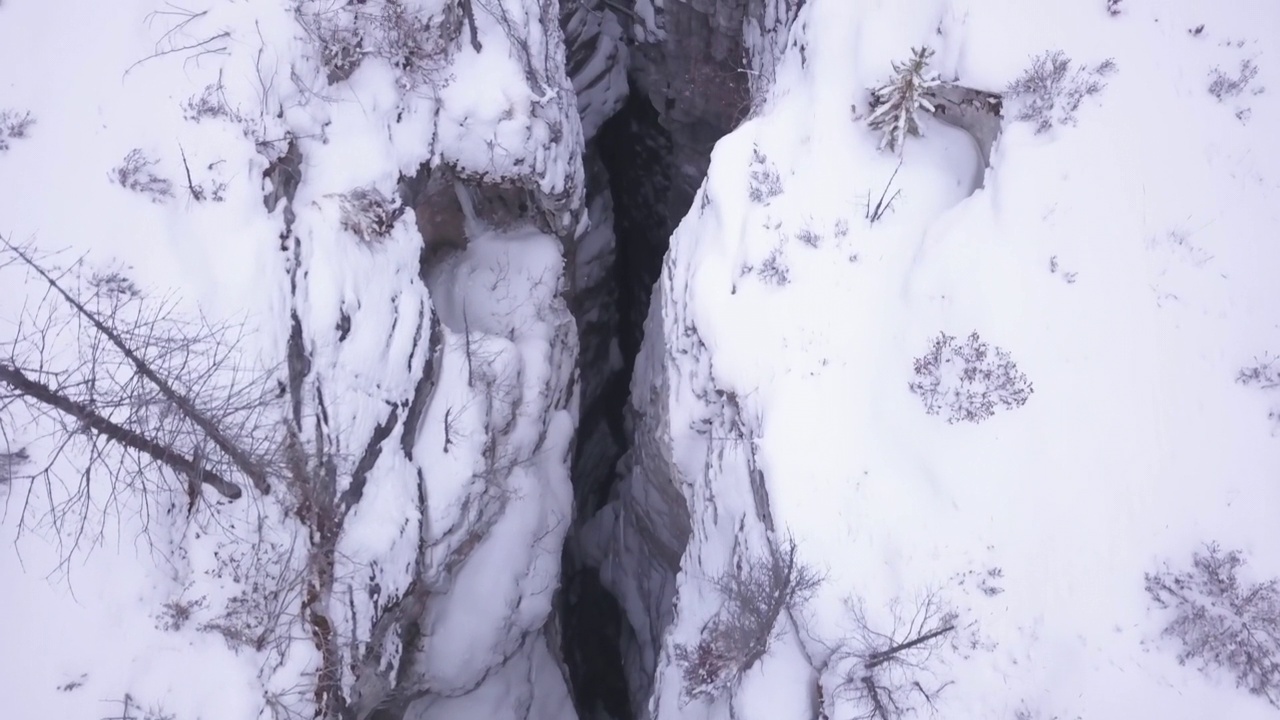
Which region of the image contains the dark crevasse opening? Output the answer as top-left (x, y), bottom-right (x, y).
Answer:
top-left (558, 86), bottom-right (678, 720)
top-left (598, 89), bottom-right (674, 377)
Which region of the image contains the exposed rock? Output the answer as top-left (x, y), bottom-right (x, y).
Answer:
top-left (930, 84), bottom-right (1003, 172)
top-left (576, 291), bottom-right (693, 720)
top-left (564, 1), bottom-right (807, 717)
top-left (563, 0), bottom-right (632, 141)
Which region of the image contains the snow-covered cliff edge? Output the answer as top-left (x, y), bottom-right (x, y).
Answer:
top-left (585, 1), bottom-right (1280, 720)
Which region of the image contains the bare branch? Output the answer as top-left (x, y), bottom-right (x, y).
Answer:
top-left (0, 364), bottom-right (241, 499)
top-left (1, 238), bottom-right (271, 495)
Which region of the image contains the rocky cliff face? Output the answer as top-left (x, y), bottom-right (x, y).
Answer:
top-left (558, 2), bottom-right (804, 718)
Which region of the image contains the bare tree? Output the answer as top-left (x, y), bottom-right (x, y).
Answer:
top-left (825, 591), bottom-right (958, 720)
top-left (674, 534), bottom-right (824, 701)
top-left (0, 237), bottom-right (281, 551)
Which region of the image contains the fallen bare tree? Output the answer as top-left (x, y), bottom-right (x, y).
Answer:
top-left (2, 209), bottom-right (531, 720)
top-left (826, 591), bottom-right (959, 720)
top-left (0, 234), bottom-right (452, 719)
top-left (0, 237), bottom-right (281, 552)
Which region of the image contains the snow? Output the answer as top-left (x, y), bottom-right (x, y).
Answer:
top-left (416, 224), bottom-right (577, 697)
top-left (1, 0), bottom-right (582, 717)
top-left (4, 0), bottom-right (1280, 718)
top-left (637, 1), bottom-right (1280, 719)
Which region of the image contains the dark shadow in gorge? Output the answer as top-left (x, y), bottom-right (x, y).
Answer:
top-left (558, 85), bottom-right (677, 720)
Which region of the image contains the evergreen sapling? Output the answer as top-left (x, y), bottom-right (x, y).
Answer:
top-left (867, 47), bottom-right (941, 154)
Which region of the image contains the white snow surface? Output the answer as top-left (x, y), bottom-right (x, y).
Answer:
top-left (0, 0), bottom-right (582, 718)
top-left (3, 0), bottom-right (1280, 719)
top-left (636, 1), bottom-right (1280, 720)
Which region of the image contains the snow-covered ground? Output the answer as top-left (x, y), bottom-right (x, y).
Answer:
top-left (2, 0), bottom-right (1279, 719)
top-left (630, 1), bottom-right (1280, 719)
top-left (1, 0), bottom-right (582, 718)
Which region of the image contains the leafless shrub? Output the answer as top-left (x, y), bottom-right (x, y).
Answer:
top-left (1106, 0), bottom-right (1123, 16)
top-left (1048, 255), bottom-right (1078, 284)
top-left (954, 566), bottom-right (1006, 598)
top-left (474, 0), bottom-right (567, 93)
top-left (156, 594), bottom-right (208, 631)
top-left (296, 0), bottom-right (464, 89)
top-left (756, 247), bottom-right (791, 286)
top-left (1007, 51), bottom-right (1117, 133)
top-left (1209, 59), bottom-right (1261, 101)
top-left (177, 146), bottom-right (227, 203)
top-left (909, 331), bottom-right (1033, 424)
top-left (748, 146), bottom-right (783, 203)
top-left (1146, 543), bottom-right (1280, 706)
top-left (56, 674), bottom-right (87, 692)
top-left (200, 556), bottom-right (305, 654)
top-left (112, 149), bottom-right (174, 202)
top-left (1239, 356), bottom-right (1280, 389)
top-left (100, 692), bottom-right (177, 720)
top-left (0, 109), bottom-right (35, 151)
top-left (124, 5), bottom-right (230, 79)
top-left (867, 161), bottom-right (903, 225)
top-left (829, 592), bottom-right (959, 720)
top-left (796, 227), bottom-right (823, 248)
top-left (336, 186), bottom-right (405, 243)
top-left (182, 77), bottom-right (245, 125)
top-left (673, 535), bottom-right (823, 701)
top-left (1238, 355), bottom-right (1280, 428)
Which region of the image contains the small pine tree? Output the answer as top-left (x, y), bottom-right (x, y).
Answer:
top-left (867, 47), bottom-right (941, 154)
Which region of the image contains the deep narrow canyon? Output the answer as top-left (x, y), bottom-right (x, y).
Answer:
top-left (554, 2), bottom-right (761, 717)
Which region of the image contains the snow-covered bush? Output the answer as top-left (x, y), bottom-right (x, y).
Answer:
top-left (198, 545), bottom-right (302, 655)
top-left (297, 0), bottom-right (465, 88)
top-left (673, 536), bottom-right (822, 701)
top-left (1239, 356), bottom-right (1280, 389)
top-left (748, 146), bottom-right (783, 203)
top-left (0, 238), bottom-right (277, 528)
top-left (156, 595), bottom-right (208, 632)
top-left (795, 227), bottom-right (822, 248)
top-left (1209, 59), bottom-right (1261, 101)
top-left (102, 693), bottom-right (178, 720)
top-left (336, 186), bottom-right (405, 244)
top-left (112, 149), bottom-right (174, 202)
top-left (867, 47), bottom-right (940, 154)
top-left (1238, 355), bottom-right (1280, 429)
top-left (1145, 543), bottom-right (1280, 706)
top-left (1006, 51), bottom-right (1117, 133)
top-left (1048, 255), bottom-right (1079, 284)
top-left (909, 331), bottom-right (1033, 424)
top-left (755, 246), bottom-right (791, 286)
top-left (0, 108), bottom-right (34, 151)
top-left (182, 79), bottom-right (246, 126)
